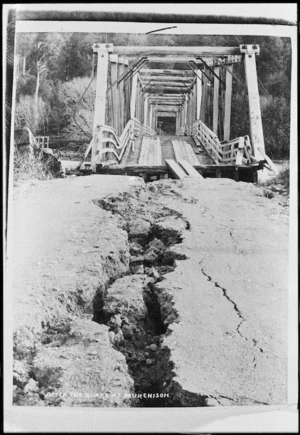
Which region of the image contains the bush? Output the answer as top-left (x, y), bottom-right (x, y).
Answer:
top-left (13, 152), bottom-right (54, 183)
top-left (260, 167), bottom-right (290, 195)
top-left (268, 167), bottom-right (290, 191)
top-left (262, 97), bottom-right (290, 159)
top-left (14, 95), bottom-right (50, 135)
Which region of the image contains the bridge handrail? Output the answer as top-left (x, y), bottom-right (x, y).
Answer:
top-left (191, 120), bottom-right (253, 165)
top-left (132, 117), bottom-right (156, 136)
top-left (142, 124), bottom-right (156, 136)
top-left (94, 117), bottom-right (155, 165)
top-left (192, 120), bottom-right (222, 163)
top-left (98, 119), bottom-right (134, 163)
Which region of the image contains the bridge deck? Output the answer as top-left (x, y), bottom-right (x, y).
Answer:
top-left (94, 134), bottom-right (259, 182)
top-left (122, 134), bottom-right (214, 167)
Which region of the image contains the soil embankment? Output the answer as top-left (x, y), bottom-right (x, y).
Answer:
top-left (11, 174), bottom-right (289, 407)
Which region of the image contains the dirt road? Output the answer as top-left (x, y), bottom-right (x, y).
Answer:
top-left (10, 174), bottom-right (289, 407)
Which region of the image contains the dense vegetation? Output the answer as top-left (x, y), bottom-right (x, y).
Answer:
top-left (14, 33), bottom-right (291, 159)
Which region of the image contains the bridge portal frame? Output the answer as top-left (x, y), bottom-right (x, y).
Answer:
top-left (91, 42), bottom-right (265, 169)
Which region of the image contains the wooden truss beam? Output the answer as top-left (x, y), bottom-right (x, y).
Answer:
top-left (140, 76), bottom-right (193, 84)
top-left (114, 46), bottom-right (240, 56)
top-left (131, 55), bottom-right (202, 63)
top-left (141, 81), bottom-right (193, 88)
top-left (140, 69), bottom-right (194, 76)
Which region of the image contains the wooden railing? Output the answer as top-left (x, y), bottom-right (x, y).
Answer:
top-left (80, 118), bottom-right (156, 170)
top-left (191, 120), bottom-right (253, 166)
top-left (131, 118), bottom-right (156, 136)
top-left (35, 135), bottom-right (49, 149)
top-left (96, 120), bottom-right (134, 164)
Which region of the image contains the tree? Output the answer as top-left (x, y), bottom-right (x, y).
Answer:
top-left (55, 77), bottom-right (95, 138)
top-left (55, 33), bottom-right (94, 81)
top-left (14, 95), bottom-right (50, 135)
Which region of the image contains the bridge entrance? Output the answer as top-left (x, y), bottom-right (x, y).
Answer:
top-left (79, 43), bottom-right (273, 182)
top-left (157, 116), bottom-right (176, 135)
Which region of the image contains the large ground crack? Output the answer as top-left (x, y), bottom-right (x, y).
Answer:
top-left (93, 186), bottom-right (208, 406)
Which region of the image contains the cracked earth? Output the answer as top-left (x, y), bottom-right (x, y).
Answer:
top-left (11, 175), bottom-right (289, 407)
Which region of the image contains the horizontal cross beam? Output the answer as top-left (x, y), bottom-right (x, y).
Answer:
top-left (140, 76), bottom-right (193, 83)
top-left (140, 69), bottom-right (194, 76)
top-left (113, 46), bottom-right (240, 56)
top-left (142, 82), bottom-right (193, 88)
top-left (130, 55), bottom-right (201, 63)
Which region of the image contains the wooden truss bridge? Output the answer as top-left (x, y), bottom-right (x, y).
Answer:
top-left (79, 43), bottom-right (273, 182)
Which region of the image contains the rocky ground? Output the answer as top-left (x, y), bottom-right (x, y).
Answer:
top-left (10, 171), bottom-right (289, 407)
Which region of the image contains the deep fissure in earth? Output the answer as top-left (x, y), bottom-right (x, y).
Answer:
top-left (13, 184), bottom-right (209, 407)
top-left (93, 190), bottom-right (208, 406)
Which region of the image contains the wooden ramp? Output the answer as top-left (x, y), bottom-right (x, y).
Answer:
top-left (138, 136), bottom-right (162, 166)
top-left (165, 159), bottom-right (187, 179)
top-left (166, 158), bottom-right (206, 180)
top-left (178, 159), bottom-right (204, 178)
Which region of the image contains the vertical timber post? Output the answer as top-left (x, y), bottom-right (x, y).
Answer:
top-left (118, 56), bottom-right (127, 133)
top-left (196, 69), bottom-right (202, 120)
top-left (223, 64), bottom-right (233, 141)
top-left (191, 83), bottom-right (196, 127)
top-left (130, 72), bottom-right (138, 119)
top-left (109, 54), bottom-right (119, 134)
top-left (200, 69), bottom-right (208, 123)
top-left (144, 94), bottom-right (149, 126)
top-left (92, 43), bottom-right (112, 172)
top-left (212, 66), bottom-right (220, 135)
top-left (184, 95), bottom-right (188, 130)
top-left (240, 44), bottom-right (265, 158)
top-left (149, 105), bottom-right (153, 130)
top-left (124, 60), bottom-right (130, 126)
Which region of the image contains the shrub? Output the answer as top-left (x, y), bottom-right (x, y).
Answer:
top-left (14, 95), bottom-right (50, 135)
top-left (13, 151), bottom-right (54, 184)
top-left (262, 97), bottom-right (290, 159)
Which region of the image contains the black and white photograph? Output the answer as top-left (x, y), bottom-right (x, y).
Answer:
top-left (3, 4), bottom-right (298, 433)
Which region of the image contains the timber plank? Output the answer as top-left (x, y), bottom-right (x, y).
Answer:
top-left (139, 136), bottom-right (150, 165)
top-left (138, 136), bottom-right (162, 166)
top-left (165, 159), bottom-right (187, 179)
top-left (153, 137), bottom-right (162, 166)
top-left (183, 141), bottom-right (200, 166)
top-left (172, 140), bottom-right (200, 166)
top-left (178, 159), bottom-right (204, 178)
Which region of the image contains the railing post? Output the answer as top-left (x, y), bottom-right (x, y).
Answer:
top-left (240, 44), bottom-right (265, 158)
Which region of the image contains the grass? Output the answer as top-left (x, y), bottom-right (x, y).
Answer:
top-left (265, 167), bottom-right (289, 191)
top-left (13, 152), bottom-right (55, 184)
top-left (259, 166), bottom-right (290, 200)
